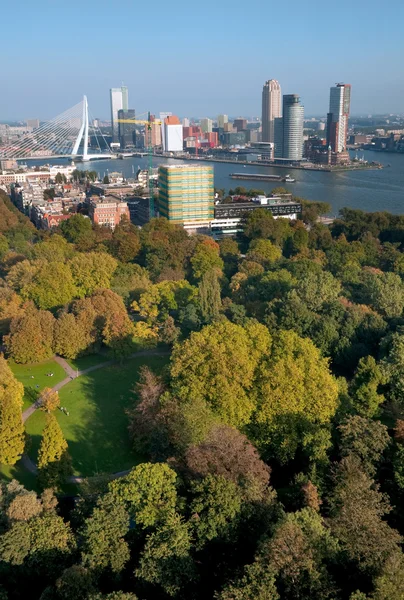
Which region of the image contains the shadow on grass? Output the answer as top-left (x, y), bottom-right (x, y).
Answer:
top-left (55, 355), bottom-right (169, 477)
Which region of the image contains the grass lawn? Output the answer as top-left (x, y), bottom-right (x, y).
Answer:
top-left (9, 359), bottom-right (67, 411)
top-left (66, 353), bottom-right (109, 372)
top-left (24, 355), bottom-right (169, 477)
top-left (0, 462), bottom-right (39, 491)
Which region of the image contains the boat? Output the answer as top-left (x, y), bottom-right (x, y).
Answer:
top-left (285, 175), bottom-right (296, 183)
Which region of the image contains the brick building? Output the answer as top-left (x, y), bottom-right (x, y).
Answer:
top-left (88, 197), bottom-right (130, 229)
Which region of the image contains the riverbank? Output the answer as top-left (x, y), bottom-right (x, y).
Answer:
top-left (153, 153), bottom-right (383, 173)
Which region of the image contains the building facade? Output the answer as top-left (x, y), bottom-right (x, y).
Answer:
top-left (158, 164), bottom-right (214, 224)
top-left (118, 109), bottom-right (136, 148)
top-left (275, 94), bottom-right (304, 160)
top-left (261, 79), bottom-right (282, 143)
top-left (88, 197), bottom-right (130, 229)
top-left (327, 83), bottom-right (351, 153)
top-left (200, 118), bottom-right (213, 133)
top-left (110, 86), bottom-right (129, 143)
top-left (163, 116), bottom-right (183, 152)
top-left (217, 114), bottom-right (228, 128)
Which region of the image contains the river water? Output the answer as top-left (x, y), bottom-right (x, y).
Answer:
top-left (28, 149), bottom-right (404, 216)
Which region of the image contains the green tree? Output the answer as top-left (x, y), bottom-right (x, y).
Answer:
top-left (329, 456), bottom-right (402, 571)
top-left (54, 566), bottom-right (96, 600)
top-left (27, 261), bottom-right (77, 310)
top-left (111, 263), bottom-right (151, 305)
top-left (136, 512), bottom-right (196, 597)
top-left (40, 387), bottom-right (60, 413)
top-left (246, 239), bottom-right (282, 267)
top-left (0, 356), bottom-right (25, 465)
top-left (191, 240), bottom-right (224, 280)
top-left (362, 271), bottom-right (404, 318)
top-left (81, 493), bottom-right (130, 574)
top-left (108, 463), bottom-right (177, 527)
top-left (59, 214), bottom-right (93, 244)
top-left (5, 305), bottom-right (55, 364)
top-left (338, 415), bottom-right (390, 475)
top-left (243, 208), bottom-right (276, 240)
top-left (37, 414), bottom-right (72, 489)
top-left (252, 330), bottom-right (339, 462)
top-left (189, 474), bottom-right (243, 548)
top-left (170, 320), bottom-right (271, 428)
top-left (296, 270), bottom-right (341, 311)
top-left (199, 269), bottom-right (221, 323)
top-left (109, 222), bottom-right (141, 263)
top-left (350, 356), bottom-right (385, 417)
top-left (103, 174), bottom-right (110, 184)
top-left (70, 252), bottom-right (118, 297)
top-left (216, 561), bottom-right (279, 600)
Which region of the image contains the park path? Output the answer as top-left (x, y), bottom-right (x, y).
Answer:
top-left (20, 349), bottom-right (170, 482)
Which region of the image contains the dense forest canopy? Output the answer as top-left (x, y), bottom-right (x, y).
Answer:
top-left (2, 187), bottom-right (404, 598)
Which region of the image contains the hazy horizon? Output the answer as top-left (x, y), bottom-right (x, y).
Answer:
top-left (2, 0), bottom-right (404, 121)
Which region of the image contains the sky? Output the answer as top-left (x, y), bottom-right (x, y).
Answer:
top-left (2, 0), bottom-right (404, 121)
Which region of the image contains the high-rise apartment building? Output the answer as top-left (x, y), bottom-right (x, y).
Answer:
top-left (110, 86), bottom-right (129, 143)
top-left (200, 118), bottom-right (213, 133)
top-left (262, 80), bottom-right (282, 143)
top-left (233, 118), bottom-right (247, 132)
top-left (327, 83), bottom-right (351, 153)
top-left (158, 164), bottom-right (214, 223)
top-left (274, 94), bottom-right (304, 160)
top-left (118, 109), bottom-right (136, 148)
top-left (217, 114), bottom-right (228, 128)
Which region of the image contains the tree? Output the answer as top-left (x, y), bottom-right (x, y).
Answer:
top-left (252, 330), bottom-right (339, 462)
top-left (103, 174), bottom-right (110, 184)
top-left (381, 332), bottom-right (404, 409)
top-left (59, 214), bottom-right (93, 244)
top-left (26, 261), bottom-right (77, 310)
top-left (136, 512), bottom-right (196, 597)
top-left (170, 320), bottom-right (271, 428)
top-left (216, 561), bottom-right (279, 600)
top-left (263, 508), bottom-right (339, 599)
top-left (109, 222), bottom-right (141, 263)
top-left (362, 271), bottom-right (404, 318)
top-left (111, 262), bottom-right (151, 305)
top-left (296, 270), bottom-right (341, 311)
top-left (37, 414), bottom-right (72, 489)
top-left (53, 312), bottom-right (89, 359)
top-left (0, 286), bottom-right (23, 338)
top-left (191, 240), bottom-right (224, 280)
top-left (108, 463), bottom-right (177, 527)
top-left (199, 269), bottom-right (221, 323)
top-left (189, 474), bottom-right (242, 548)
top-left (338, 415), bottom-right (390, 475)
top-left (81, 492), bottom-right (130, 574)
top-left (246, 239), bottom-right (282, 268)
top-left (328, 456), bottom-right (402, 571)
top-left (243, 208), bottom-right (276, 240)
top-left (54, 566), bottom-right (96, 600)
top-left (0, 357), bottom-right (25, 465)
top-left (184, 424), bottom-right (270, 501)
top-left (69, 252), bottom-right (118, 297)
top-left (5, 305), bottom-right (55, 364)
top-left (350, 356), bottom-right (385, 417)
top-left (40, 387), bottom-right (60, 413)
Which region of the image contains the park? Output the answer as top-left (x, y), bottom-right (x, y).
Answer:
top-left (1, 353), bottom-right (169, 489)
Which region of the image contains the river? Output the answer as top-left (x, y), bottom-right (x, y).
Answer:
top-left (28, 149), bottom-right (404, 216)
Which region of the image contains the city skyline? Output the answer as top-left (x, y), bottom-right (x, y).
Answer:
top-left (1, 0), bottom-right (404, 120)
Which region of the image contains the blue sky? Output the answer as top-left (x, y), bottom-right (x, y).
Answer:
top-left (2, 0), bottom-right (403, 120)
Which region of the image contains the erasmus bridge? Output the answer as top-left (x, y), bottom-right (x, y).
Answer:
top-left (0, 96), bottom-right (115, 162)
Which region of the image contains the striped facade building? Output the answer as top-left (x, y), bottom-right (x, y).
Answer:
top-left (158, 164), bottom-right (214, 224)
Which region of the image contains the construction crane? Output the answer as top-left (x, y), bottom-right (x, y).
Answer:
top-left (117, 112), bottom-right (162, 218)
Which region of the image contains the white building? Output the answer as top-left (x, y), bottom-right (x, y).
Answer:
top-left (110, 86), bottom-right (129, 143)
top-left (262, 80), bottom-right (282, 143)
top-left (217, 114), bottom-right (228, 128)
top-left (201, 118), bottom-right (213, 133)
top-left (164, 125), bottom-right (183, 152)
top-left (327, 83), bottom-right (351, 153)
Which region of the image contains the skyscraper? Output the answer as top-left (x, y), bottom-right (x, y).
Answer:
top-left (158, 164), bottom-right (214, 223)
top-left (262, 80), bottom-right (282, 143)
top-left (217, 114), bottom-right (228, 128)
top-left (118, 109), bottom-right (136, 148)
top-left (201, 118), bottom-right (213, 133)
top-left (110, 86), bottom-right (129, 143)
top-left (327, 83), bottom-right (351, 153)
top-left (274, 94), bottom-right (304, 160)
